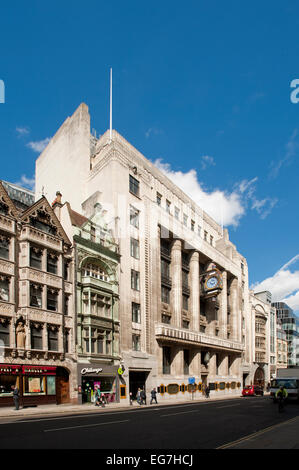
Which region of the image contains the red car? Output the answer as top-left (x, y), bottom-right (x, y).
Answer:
top-left (242, 385), bottom-right (264, 397)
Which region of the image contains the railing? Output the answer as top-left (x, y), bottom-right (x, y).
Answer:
top-left (155, 323), bottom-right (244, 352)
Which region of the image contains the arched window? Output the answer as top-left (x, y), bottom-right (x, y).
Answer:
top-left (83, 263), bottom-right (109, 282)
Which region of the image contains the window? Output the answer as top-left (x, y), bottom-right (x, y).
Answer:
top-left (156, 193), bottom-right (162, 206)
top-left (30, 246), bottom-right (43, 270)
top-left (64, 295), bottom-right (70, 315)
top-left (31, 325), bottom-right (43, 350)
top-left (166, 200), bottom-right (171, 214)
top-left (0, 277), bottom-right (9, 302)
top-left (83, 264), bottom-right (109, 282)
top-left (132, 302), bottom-right (141, 323)
top-left (47, 252), bottom-right (58, 274)
top-left (0, 235), bottom-right (9, 260)
top-left (132, 334), bottom-right (141, 351)
top-left (182, 319), bottom-right (190, 330)
top-left (183, 214), bottom-right (188, 227)
top-left (210, 235), bottom-right (213, 246)
top-left (23, 376), bottom-right (45, 396)
top-left (191, 220), bottom-right (195, 232)
top-left (47, 289), bottom-right (58, 312)
top-left (131, 269), bottom-right (140, 291)
top-left (204, 231), bottom-right (208, 241)
top-left (130, 206), bottom-right (139, 228)
top-left (198, 226), bottom-right (202, 237)
top-left (130, 238), bottom-right (140, 259)
top-left (161, 259), bottom-right (170, 280)
top-left (183, 349), bottom-right (190, 375)
top-left (91, 226), bottom-right (96, 243)
top-left (161, 314), bottom-right (171, 324)
top-left (182, 295), bottom-right (189, 311)
top-left (163, 346), bottom-right (171, 374)
top-left (174, 207), bottom-right (180, 220)
top-left (182, 270), bottom-right (189, 288)
top-left (64, 330), bottom-right (69, 353)
top-left (129, 175), bottom-right (140, 197)
top-left (161, 286), bottom-right (170, 304)
top-left (64, 260), bottom-right (70, 281)
top-left (48, 327), bottom-right (58, 351)
top-left (0, 320), bottom-right (9, 346)
top-left (30, 284), bottom-right (42, 308)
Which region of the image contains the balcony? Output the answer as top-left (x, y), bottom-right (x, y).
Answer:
top-left (155, 323), bottom-right (244, 352)
top-left (20, 226), bottom-right (62, 251)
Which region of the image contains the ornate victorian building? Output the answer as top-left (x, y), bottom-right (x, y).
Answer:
top-left (52, 196), bottom-right (121, 403)
top-left (35, 104), bottom-right (252, 402)
top-left (0, 181), bottom-right (77, 406)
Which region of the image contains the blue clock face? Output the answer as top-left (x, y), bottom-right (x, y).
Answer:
top-left (206, 276), bottom-right (218, 289)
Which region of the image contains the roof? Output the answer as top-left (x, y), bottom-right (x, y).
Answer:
top-left (68, 205), bottom-right (88, 227)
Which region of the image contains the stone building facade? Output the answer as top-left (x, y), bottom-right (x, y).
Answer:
top-left (0, 181), bottom-right (77, 406)
top-left (52, 196), bottom-right (121, 403)
top-left (35, 103), bottom-right (254, 402)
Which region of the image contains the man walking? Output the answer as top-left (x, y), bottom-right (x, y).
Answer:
top-left (12, 385), bottom-right (20, 410)
top-left (150, 388), bottom-right (158, 405)
top-left (141, 388), bottom-right (146, 405)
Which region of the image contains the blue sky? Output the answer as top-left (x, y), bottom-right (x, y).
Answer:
top-left (0, 1), bottom-right (299, 312)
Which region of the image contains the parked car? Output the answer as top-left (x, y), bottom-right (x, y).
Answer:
top-left (242, 385), bottom-right (264, 397)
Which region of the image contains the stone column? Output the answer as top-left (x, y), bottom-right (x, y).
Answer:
top-left (219, 271), bottom-right (227, 339)
top-left (230, 278), bottom-right (239, 342)
top-left (189, 251), bottom-right (200, 332)
top-left (171, 239), bottom-right (182, 328)
top-left (172, 346), bottom-right (184, 376)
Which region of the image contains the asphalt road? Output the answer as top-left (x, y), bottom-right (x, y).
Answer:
top-left (0, 396), bottom-right (298, 449)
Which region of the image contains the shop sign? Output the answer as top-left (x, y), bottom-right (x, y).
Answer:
top-left (0, 364), bottom-right (21, 375)
top-left (81, 367), bottom-right (103, 375)
top-left (22, 366), bottom-right (56, 375)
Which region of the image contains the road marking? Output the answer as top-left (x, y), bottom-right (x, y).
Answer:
top-left (216, 416), bottom-right (299, 449)
top-left (44, 418), bottom-right (130, 433)
top-left (216, 404), bottom-right (241, 409)
top-left (160, 410), bottom-right (199, 417)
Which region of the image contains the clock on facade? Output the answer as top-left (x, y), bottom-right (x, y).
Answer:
top-left (206, 276), bottom-right (219, 290)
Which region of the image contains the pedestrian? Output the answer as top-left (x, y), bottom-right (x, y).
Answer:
top-left (94, 386), bottom-right (101, 407)
top-left (141, 388), bottom-right (146, 405)
top-left (12, 385), bottom-right (20, 410)
top-left (205, 383), bottom-right (210, 399)
top-left (136, 388), bottom-right (142, 405)
top-left (129, 392), bottom-right (133, 405)
top-left (150, 388), bottom-right (158, 405)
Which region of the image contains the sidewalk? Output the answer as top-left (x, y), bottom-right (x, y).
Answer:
top-left (0, 393), bottom-right (240, 418)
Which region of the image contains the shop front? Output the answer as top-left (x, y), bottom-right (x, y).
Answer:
top-left (0, 364), bottom-right (57, 407)
top-left (78, 364), bottom-right (119, 404)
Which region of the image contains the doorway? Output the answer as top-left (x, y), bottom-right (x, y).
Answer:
top-left (129, 371), bottom-right (149, 400)
top-left (56, 367), bottom-right (70, 404)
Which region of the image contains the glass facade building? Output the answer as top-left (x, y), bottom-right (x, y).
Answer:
top-left (272, 302), bottom-right (299, 367)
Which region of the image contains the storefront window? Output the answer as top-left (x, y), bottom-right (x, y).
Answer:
top-left (47, 376), bottom-right (56, 395)
top-left (23, 376), bottom-right (46, 395)
top-left (0, 375), bottom-right (19, 395)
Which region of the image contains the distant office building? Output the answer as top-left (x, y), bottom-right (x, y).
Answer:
top-left (272, 301), bottom-right (299, 367)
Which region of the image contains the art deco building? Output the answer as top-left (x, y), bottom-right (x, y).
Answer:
top-left (0, 181), bottom-right (77, 406)
top-left (52, 195), bottom-right (121, 403)
top-left (35, 103), bottom-right (252, 402)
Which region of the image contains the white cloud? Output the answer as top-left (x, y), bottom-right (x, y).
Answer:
top-left (145, 127), bottom-right (163, 139)
top-left (154, 159), bottom-right (277, 227)
top-left (154, 159), bottom-right (245, 227)
top-left (14, 175), bottom-right (35, 191)
top-left (269, 129), bottom-right (299, 179)
top-left (200, 155), bottom-right (216, 170)
top-left (27, 138), bottom-right (51, 153)
top-left (16, 126), bottom-right (30, 137)
top-left (252, 255), bottom-right (299, 313)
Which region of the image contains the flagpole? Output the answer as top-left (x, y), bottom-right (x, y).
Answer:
top-left (110, 68), bottom-right (112, 142)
